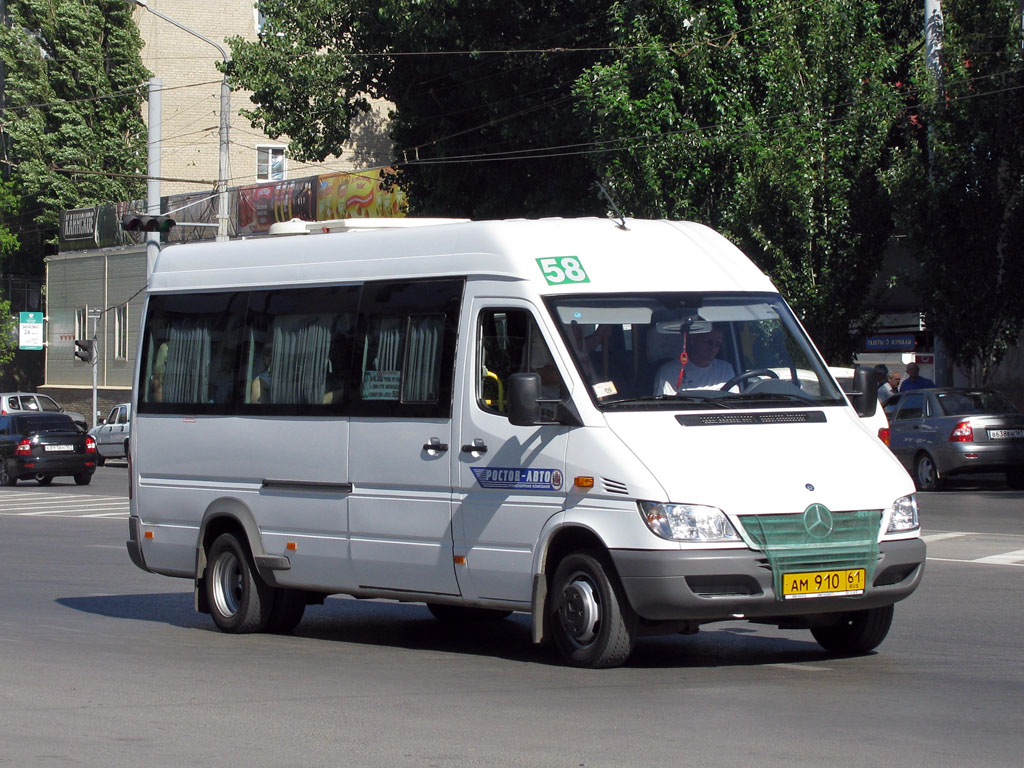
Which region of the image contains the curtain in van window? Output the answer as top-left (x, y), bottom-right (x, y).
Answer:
top-left (270, 315), bottom-right (332, 404)
top-left (403, 316), bottom-right (442, 402)
top-left (164, 319), bottom-right (211, 403)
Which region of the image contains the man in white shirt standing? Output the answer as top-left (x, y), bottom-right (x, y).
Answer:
top-left (653, 326), bottom-right (735, 394)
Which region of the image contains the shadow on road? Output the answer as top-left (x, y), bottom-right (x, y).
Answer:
top-left (58, 592), bottom-right (852, 668)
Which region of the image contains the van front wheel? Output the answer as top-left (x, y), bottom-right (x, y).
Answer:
top-left (206, 533), bottom-right (274, 633)
top-left (549, 551), bottom-right (636, 668)
top-left (810, 605), bottom-right (894, 654)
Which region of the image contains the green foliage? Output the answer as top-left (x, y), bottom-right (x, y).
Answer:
top-left (229, 0), bottom-right (612, 218)
top-left (0, 0), bottom-right (150, 235)
top-left (573, 0), bottom-right (915, 362)
top-left (0, 181), bottom-right (19, 366)
top-left (886, 0), bottom-right (1024, 385)
top-left (231, 1), bottom-right (1021, 371)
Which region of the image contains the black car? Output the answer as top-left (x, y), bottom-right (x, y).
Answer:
top-left (0, 413), bottom-right (97, 486)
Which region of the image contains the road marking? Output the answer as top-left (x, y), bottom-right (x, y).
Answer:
top-left (768, 663), bottom-right (832, 672)
top-left (928, 557), bottom-right (1024, 568)
top-left (922, 532), bottom-right (969, 542)
top-left (973, 549), bottom-right (1024, 565)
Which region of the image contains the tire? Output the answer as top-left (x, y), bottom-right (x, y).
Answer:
top-left (1006, 467), bottom-right (1024, 491)
top-left (265, 588), bottom-right (307, 634)
top-left (35, 474), bottom-right (53, 486)
top-left (205, 533), bottom-right (275, 633)
top-left (0, 460), bottom-right (16, 486)
top-left (811, 605), bottom-right (894, 654)
top-left (914, 453), bottom-right (942, 492)
top-left (74, 473), bottom-right (92, 486)
top-left (96, 454), bottom-right (106, 467)
top-left (548, 550), bottom-right (637, 668)
top-left (427, 603), bottom-right (512, 624)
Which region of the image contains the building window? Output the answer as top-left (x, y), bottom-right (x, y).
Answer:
top-left (114, 304), bottom-right (129, 360)
top-left (257, 146), bottom-right (286, 181)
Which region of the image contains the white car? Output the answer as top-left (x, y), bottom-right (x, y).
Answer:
top-left (88, 403), bottom-right (131, 464)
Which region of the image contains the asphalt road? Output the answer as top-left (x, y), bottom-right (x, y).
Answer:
top-left (1, 465), bottom-right (1022, 767)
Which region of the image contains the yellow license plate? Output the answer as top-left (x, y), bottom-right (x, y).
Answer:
top-left (782, 568), bottom-right (866, 599)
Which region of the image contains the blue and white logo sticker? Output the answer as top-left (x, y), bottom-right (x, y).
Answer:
top-left (471, 467), bottom-right (563, 491)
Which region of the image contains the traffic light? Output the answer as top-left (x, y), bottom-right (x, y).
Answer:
top-left (74, 339), bottom-right (96, 363)
top-left (121, 213), bottom-right (176, 233)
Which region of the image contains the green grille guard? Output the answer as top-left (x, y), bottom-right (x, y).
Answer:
top-left (739, 509), bottom-right (883, 599)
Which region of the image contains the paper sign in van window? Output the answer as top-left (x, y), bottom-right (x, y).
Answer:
top-left (537, 256), bottom-right (590, 286)
top-left (362, 371), bottom-right (401, 400)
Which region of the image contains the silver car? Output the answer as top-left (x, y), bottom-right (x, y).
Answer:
top-left (87, 403), bottom-right (131, 465)
top-left (884, 388), bottom-right (1024, 490)
top-left (0, 392), bottom-right (87, 430)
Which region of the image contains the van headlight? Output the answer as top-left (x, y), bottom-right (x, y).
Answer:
top-left (887, 494), bottom-right (919, 533)
top-left (639, 501), bottom-right (741, 542)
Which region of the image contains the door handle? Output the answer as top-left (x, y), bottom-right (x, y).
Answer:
top-left (423, 437), bottom-right (449, 452)
top-left (461, 439), bottom-right (488, 454)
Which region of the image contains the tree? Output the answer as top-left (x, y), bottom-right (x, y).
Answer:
top-left (0, 180), bottom-right (18, 368)
top-left (571, 0), bottom-right (916, 363)
top-left (227, 0), bottom-right (612, 218)
top-left (0, 0), bottom-right (150, 245)
top-left (886, 0), bottom-right (1024, 385)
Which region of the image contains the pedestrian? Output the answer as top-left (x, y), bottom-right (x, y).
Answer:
top-left (874, 364), bottom-right (893, 402)
top-left (899, 362), bottom-right (935, 391)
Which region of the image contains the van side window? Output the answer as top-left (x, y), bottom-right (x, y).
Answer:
top-left (477, 309), bottom-right (567, 419)
top-left (139, 292), bottom-right (246, 413)
top-left (353, 279), bottom-right (463, 417)
top-left (241, 285), bottom-right (359, 411)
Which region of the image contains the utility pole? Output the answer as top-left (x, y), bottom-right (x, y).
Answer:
top-left (924, 0), bottom-right (953, 387)
top-left (128, 1), bottom-right (231, 241)
top-left (146, 77), bottom-right (162, 279)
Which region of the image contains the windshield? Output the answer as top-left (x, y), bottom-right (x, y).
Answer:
top-left (545, 292), bottom-right (844, 410)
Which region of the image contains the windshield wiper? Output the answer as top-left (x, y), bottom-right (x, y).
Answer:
top-left (720, 392), bottom-right (820, 407)
top-left (601, 394), bottom-right (730, 410)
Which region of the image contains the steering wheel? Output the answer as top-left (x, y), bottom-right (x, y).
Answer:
top-left (720, 368), bottom-right (779, 391)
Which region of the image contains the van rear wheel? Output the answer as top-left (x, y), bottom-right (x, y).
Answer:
top-left (810, 605), bottom-right (894, 654)
top-left (206, 533), bottom-right (274, 633)
top-left (549, 551), bottom-right (636, 668)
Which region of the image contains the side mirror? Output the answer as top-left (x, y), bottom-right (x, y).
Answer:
top-left (850, 366), bottom-right (878, 418)
top-left (508, 373), bottom-right (542, 426)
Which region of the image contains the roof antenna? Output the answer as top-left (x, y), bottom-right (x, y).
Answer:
top-left (594, 182), bottom-right (628, 230)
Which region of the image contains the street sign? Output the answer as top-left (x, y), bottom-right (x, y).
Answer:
top-left (18, 312), bottom-right (44, 351)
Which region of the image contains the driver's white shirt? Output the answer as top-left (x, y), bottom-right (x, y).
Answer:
top-left (653, 358), bottom-right (736, 394)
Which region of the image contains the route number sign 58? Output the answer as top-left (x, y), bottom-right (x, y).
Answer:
top-left (536, 256), bottom-right (590, 285)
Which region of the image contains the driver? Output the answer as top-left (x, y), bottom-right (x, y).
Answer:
top-left (653, 326), bottom-right (735, 394)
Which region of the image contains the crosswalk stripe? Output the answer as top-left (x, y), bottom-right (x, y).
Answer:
top-left (973, 549), bottom-right (1024, 565)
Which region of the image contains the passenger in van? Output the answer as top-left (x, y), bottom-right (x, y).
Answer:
top-left (652, 326), bottom-right (735, 394)
top-left (250, 344), bottom-right (273, 404)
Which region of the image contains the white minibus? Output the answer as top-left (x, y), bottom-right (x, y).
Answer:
top-left (126, 217), bottom-right (924, 668)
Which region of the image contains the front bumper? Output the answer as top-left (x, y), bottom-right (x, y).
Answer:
top-left (610, 537), bottom-right (925, 621)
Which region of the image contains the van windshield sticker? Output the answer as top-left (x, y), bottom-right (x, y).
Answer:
top-left (536, 256), bottom-right (590, 286)
top-left (471, 467), bottom-right (563, 491)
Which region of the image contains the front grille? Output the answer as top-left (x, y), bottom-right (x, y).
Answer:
top-left (738, 510), bottom-right (882, 598)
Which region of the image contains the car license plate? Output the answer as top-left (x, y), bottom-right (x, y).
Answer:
top-left (782, 568), bottom-right (865, 599)
top-left (988, 429), bottom-right (1024, 440)
top-left (45, 444), bottom-right (74, 452)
